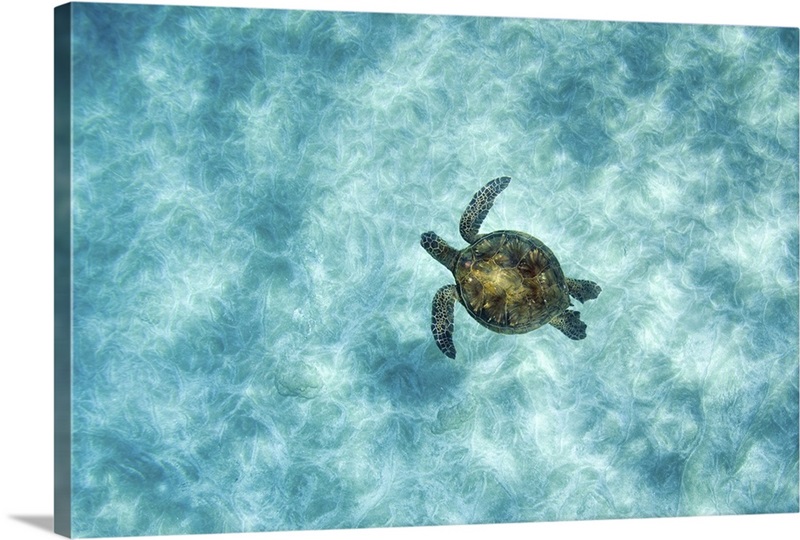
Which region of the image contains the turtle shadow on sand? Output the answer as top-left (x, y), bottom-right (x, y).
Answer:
top-left (355, 333), bottom-right (469, 409)
top-left (420, 177), bottom-right (601, 359)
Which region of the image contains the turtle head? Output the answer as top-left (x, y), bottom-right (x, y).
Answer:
top-left (420, 231), bottom-right (459, 273)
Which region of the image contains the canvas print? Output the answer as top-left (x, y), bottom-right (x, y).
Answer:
top-left (54, 2), bottom-right (799, 538)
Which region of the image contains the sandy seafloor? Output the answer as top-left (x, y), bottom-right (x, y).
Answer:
top-left (66, 3), bottom-right (799, 537)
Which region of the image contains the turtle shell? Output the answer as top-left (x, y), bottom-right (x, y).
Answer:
top-left (454, 230), bottom-right (570, 334)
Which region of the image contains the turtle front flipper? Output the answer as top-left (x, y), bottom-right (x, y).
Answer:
top-left (431, 284), bottom-right (458, 358)
top-left (549, 309), bottom-right (587, 340)
top-left (459, 176), bottom-right (511, 244)
top-left (566, 278), bottom-right (601, 304)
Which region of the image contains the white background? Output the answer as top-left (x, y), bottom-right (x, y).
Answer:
top-left (1, 1), bottom-right (798, 539)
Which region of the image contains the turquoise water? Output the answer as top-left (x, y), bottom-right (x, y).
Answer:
top-left (68, 3), bottom-right (799, 537)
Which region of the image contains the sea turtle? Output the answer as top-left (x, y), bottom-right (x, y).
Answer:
top-left (420, 176), bottom-right (601, 358)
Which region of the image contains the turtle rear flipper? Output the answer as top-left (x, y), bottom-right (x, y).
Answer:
top-left (550, 310), bottom-right (587, 340)
top-left (459, 176), bottom-right (511, 244)
top-left (566, 278), bottom-right (601, 304)
top-left (431, 284), bottom-right (458, 358)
